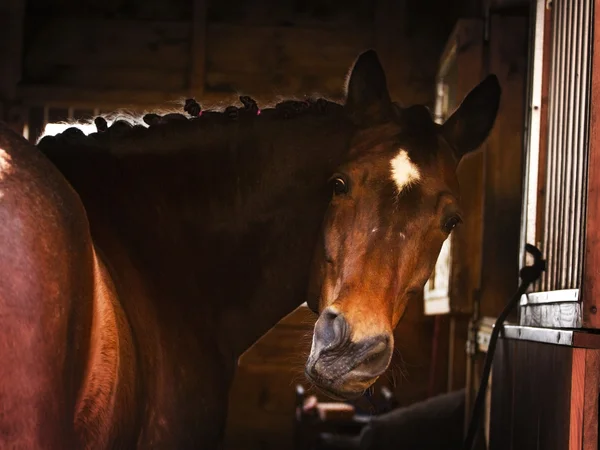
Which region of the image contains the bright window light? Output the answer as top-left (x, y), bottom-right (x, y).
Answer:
top-left (42, 122), bottom-right (97, 137)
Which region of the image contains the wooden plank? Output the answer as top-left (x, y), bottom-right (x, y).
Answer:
top-left (238, 305), bottom-right (315, 370)
top-left (538, 342), bottom-right (573, 450)
top-left (479, 15), bottom-right (529, 319)
top-left (490, 338), bottom-right (573, 450)
top-left (22, 18), bottom-right (191, 73)
top-left (489, 340), bottom-right (514, 450)
top-left (573, 331), bottom-right (600, 350)
top-left (520, 302), bottom-right (582, 328)
top-left (445, 19), bottom-right (485, 315)
top-left (582, 0), bottom-right (600, 329)
top-left (189, 0), bottom-right (207, 97)
top-left (225, 365), bottom-right (308, 450)
top-left (582, 350), bottom-right (600, 450)
top-left (569, 348), bottom-right (585, 450)
top-left (204, 24), bottom-right (372, 95)
top-left (512, 340), bottom-right (540, 450)
top-left (22, 17), bottom-right (370, 99)
top-left (34, 67), bottom-right (187, 92)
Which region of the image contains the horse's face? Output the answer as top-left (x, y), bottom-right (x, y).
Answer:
top-left (305, 51), bottom-right (501, 399)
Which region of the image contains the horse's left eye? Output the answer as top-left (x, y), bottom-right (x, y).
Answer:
top-left (443, 216), bottom-right (462, 234)
top-left (331, 177), bottom-right (349, 196)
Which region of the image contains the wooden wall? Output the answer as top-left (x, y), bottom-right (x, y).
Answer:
top-left (14, 0), bottom-right (468, 111)
top-left (490, 336), bottom-right (600, 450)
top-left (0, 0), bottom-right (532, 449)
top-left (18, 0), bottom-right (377, 110)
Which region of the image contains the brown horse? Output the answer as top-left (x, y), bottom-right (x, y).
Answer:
top-left (0, 50), bottom-right (499, 449)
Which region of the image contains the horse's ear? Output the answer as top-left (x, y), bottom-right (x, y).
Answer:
top-left (345, 49), bottom-right (393, 126)
top-left (440, 74), bottom-right (501, 161)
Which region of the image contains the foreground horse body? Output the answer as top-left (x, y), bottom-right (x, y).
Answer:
top-left (0, 51), bottom-right (500, 449)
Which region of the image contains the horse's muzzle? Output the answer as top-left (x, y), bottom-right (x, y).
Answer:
top-left (304, 308), bottom-right (393, 399)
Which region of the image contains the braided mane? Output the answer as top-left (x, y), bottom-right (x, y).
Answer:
top-left (36, 95), bottom-right (344, 157)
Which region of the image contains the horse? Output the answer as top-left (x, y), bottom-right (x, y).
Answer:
top-left (0, 50), bottom-right (500, 449)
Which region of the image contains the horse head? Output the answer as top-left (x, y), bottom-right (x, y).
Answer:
top-left (305, 50), bottom-right (501, 399)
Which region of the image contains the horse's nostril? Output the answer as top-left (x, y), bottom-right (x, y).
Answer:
top-left (314, 308), bottom-right (348, 349)
top-left (362, 341), bottom-right (387, 364)
top-left (353, 336), bottom-right (392, 376)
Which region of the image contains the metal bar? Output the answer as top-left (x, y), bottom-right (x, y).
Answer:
top-left (569, 0), bottom-right (583, 288)
top-left (562, 0), bottom-right (577, 288)
top-left (554, 0), bottom-right (569, 288)
top-left (519, 0), bottom-right (547, 274)
top-left (503, 325), bottom-right (574, 346)
top-left (519, 288), bottom-right (579, 305)
top-left (523, 0), bottom-right (594, 294)
top-left (543, 0), bottom-right (560, 290)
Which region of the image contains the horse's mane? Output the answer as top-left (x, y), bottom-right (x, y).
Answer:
top-left (36, 95), bottom-right (347, 157)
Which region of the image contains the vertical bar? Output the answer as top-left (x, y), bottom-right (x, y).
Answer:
top-left (569, 0), bottom-right (582, 288)
top-left (544, 0), bottom-right (562, 290)
top-left (561, 0), bottom-right (578, 288)
top-left (519, 0), bottom-right (547, 276)
top-left (553, 0), bottom-right (572, 289)
top-left (543, 1), bottom-right (555, 290)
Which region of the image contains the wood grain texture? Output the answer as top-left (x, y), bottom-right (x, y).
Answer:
top-left (582, 0), bottom-right (600, 329)
top-left (569, 348), bottom-right (585, 450)
top-left (20, 17), bottom-right (372, 104)
top-left (490, 338), bottom-right (572, 450)
top-left (490, 336), bottom-right (600, 450)
top-left (520, 302), bottom-right (582, 328)
top-left (445, 19), bottom-right (485, 316)
top-left (582, 350), bottom-right (600, 450)
top-left (205, 24), bottom-right (371, 96)
top-left (479, 15), bottom-right (529, 320)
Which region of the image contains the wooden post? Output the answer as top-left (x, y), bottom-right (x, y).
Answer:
top-left (479, 14), bottom-right (529, 319)
top-left (189, 0), bottom-right (207, 99)
top-left (582, 0), bottom-right (600, 329)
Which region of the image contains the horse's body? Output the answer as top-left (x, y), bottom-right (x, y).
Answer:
top-left (0, 51), bottom-right (500, 449)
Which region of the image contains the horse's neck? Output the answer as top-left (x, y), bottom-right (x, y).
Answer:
top-left (82, 117), bottom-right (352, 361)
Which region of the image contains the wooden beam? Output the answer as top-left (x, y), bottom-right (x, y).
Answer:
top-left (583, 0), bottom-right (600, 329)
top-left (479, 15), bottom-right (528, 319)
top-left (570, 348), bottom-right (586, 450)
top-left (582, 350), bottom-right (600, 450)
top-left (189, 0), bottom-right (207, 98)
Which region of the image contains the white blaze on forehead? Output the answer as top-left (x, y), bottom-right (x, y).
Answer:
top-left (390, 149), bottom-right (420, 192)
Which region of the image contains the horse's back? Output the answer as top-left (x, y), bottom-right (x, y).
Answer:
top-left (0, 122), bottom-right (95, 448)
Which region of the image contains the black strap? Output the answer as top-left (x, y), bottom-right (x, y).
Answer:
top-left (462, 244), bottom-right (545, 450)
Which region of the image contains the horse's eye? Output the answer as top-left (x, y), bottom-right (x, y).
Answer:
top-left (331, 177), bottom-right (349, 196)
top-left (443, 215), bottom-right (462, 234)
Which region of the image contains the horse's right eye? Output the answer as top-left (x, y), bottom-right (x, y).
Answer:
top-left (332, 177), bottom-right (349, 196)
